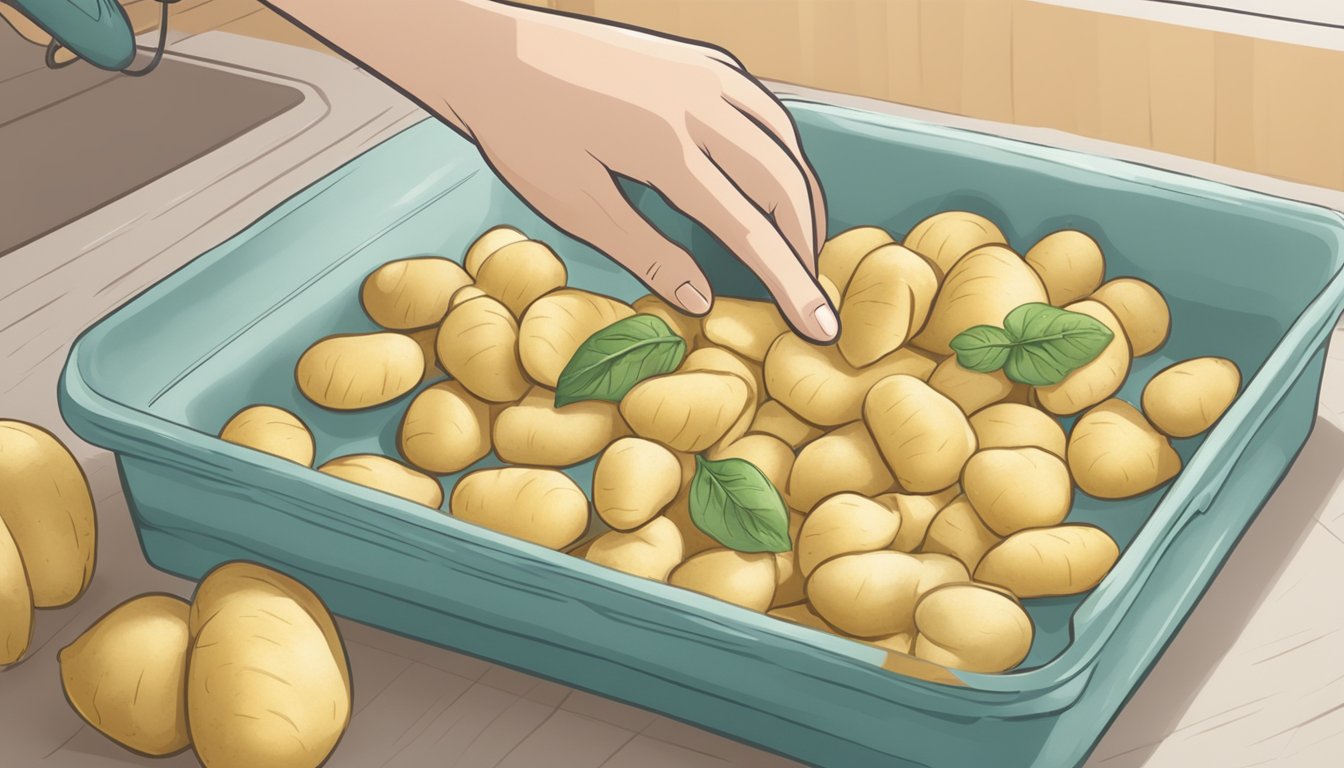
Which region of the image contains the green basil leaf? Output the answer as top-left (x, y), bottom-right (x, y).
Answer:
top-left (554, 314), bottom-right (687, 407)
top-left (949, 325), bottom-right (1013, 372)
top-left (1000, 303), bottom-right (1113, 386)
top-left (689, 455), bottom-right (791, 554)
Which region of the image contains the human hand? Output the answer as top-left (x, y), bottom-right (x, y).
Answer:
top-left (0, 4), bottom-right (79, 65)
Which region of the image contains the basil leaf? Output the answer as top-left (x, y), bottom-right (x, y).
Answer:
top-left (948, 302), bottom-right (1113, 386)
top-left (554, 314), bottom-right (687, 407)
top-left (949, 325), bottom-right (1013, 373)
top-left (689, 455), bottom-right (791, 554)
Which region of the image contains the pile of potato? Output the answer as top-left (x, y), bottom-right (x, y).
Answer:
top-left (221, 211), bottom-right (1242, 676)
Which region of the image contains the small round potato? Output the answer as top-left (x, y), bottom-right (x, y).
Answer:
top-left (913, 584), bottom-right (1033, 673)
top-left (296, 332), bottom-right (424, 410)
top-left (219, 405), bottom-right (315, 467)
top-left (912, 553), bottom-right (970, 591)
top-left (797, 494), bottom-right (901, 576)
top-left (927, 356), bottom-right (1015, 415)
top-left (864, 375), bottom-right (977, 493)
top-left (1034, 300), bottom-right (1132, 416)
top-left (0, 518), bottom-right (32, 666)
top-left (398, 381), bottom-right (493, 474)
top-left (680, 347), bottom-right (762, 446)
top-left (976, 525), bottom-right (1120, 598)
top-left (619, 371), bottom-right (751, 453)
top-left (594, 437), bottom-right (682, 530)
top-left (0, 420), bottom-right (96, 608)
top-left (818, 226), bottom-right (895, 291)
top-left (585, 517), bottom-right (684, 582)
top-left (1090, 278), bottom-right (1170, 357)
top-left (921, 495), bottom-right (1000, 572)
top-left (518, 289), bottom-right (635, 387)
top-left (669, 549), bottom-right (777, 612)
top-left (437, 296), bottom-right (530, 403)
top-left (701, 298), bottom-right (789, 362)
top-left (772, 550), bottom-right (805, 608)
top-left (59, 594), bottom-right (191, 756)
top-left (1068, 399), bottom-right (1181, 499)
top-left (748, 400), bottom-right (824, 448)
top-left (1142, 357), bottom-right (1241, 438)
top-left (1024, 230), bottom-right (1105, 307)
top-left (448, 284), bottom-right (488, 310)
top-left (475, 239), bottom-right (568, 317)
top-left (913, 245), bottom-right (1048, 355)
top-left (962, 448), bottom-right (1072, 536)
top-left (318, 454), bottom-right (444, 508)
top-left (878, 487), bottom-right (961, 552)
top-left (786, 421), bottom-right (895, 512)
top-left (463, 225), bottom-right (528, 278)
top-left (632, 294), bottom-right (703, 349)
top-left (361, 257), bottom-right (472, 330)
top-left (968, 403), bottom-right (1067, 458)
top-left (707, 434), bottom-right (794, 495)
top-left (903, 211), bottom-right (1006, 277)
top-left (450, 467), bottom-right (589, 550)
top-left (764, 332), bottom-right (936, 426)
top-left (494, 387), bottom-right (627, 467)
top-left (806, 551), bottom-right (924, 637)
top-left (838, 244), bottom-right (939, 367)
top-left (406, 327), bottom-right (446, 382)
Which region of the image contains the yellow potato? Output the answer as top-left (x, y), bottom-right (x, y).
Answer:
top-left (869, 631), bottom-right (915, 654)
top-left (1068, 399), bottom-right (1181, 499)
top-left (1034, 300), bottom-right (1131, 416)
top-left (361, 257), bottom-right (472, 330)
top-left (669, 549), bottom-right (777, 612)
top-left (436, 296), bottom-right (530, 403)
top-left (968, 403), bottom-right (1067, 458)
top-left (921, 495), bottom-right (1000, 572)
top-left (902, 211), bottom-right (1006, 276)
top-left (701, 298), bottom-right (789, 362)
top-left (864, 374), bottom-right (977, 493)
top-left (772, 550), bottom-right (805, 608)
top-left (912, 245), bottom-right (1048, 355)
top-left (767, 601), bottom-right (833, 632)
top-left (494, 387), bottom-right (627, 467)
top-left (406, 327), bottom-right (446, 382)
top-left (838, 244), bottom-right (939, 367)
top-left (797, 494), bottom-right (901, 576)
top-left (593, 437), bottom-right (681, 530)
top-left (818, 226), bottom-right (895, 291)
top-left (927, 357), bottom-right (1015, 415)
top-left (878, 487), bottom-right (961, 552)
top-left (1024, 230), bottom-right (1105, 307)
top-left (0, 421), bottom-right (95, 607)
top-left (764, 332), bottom-right (936, 426)
top-left (463, 225), bottom-right (528, 277)
top-left (912, 552), bottom-right (971, 590)
top-left (1090, 278), bottom-right (1170, 357)
top-left (913, 584), bottom-right (1033, 673)
top-left (398, 381), bottom-right (492, 474)
top-left (786, 421), bottom-right (895, 512)
top-left (680, 347), bottom-right (761, 447)
top-left (318, 454), bottom-right (444, 508)
top-left (59, 594), bottom-right (191, 756)
top-left (707, 434), bottom-right (794, 494)
top-left (450, 467), bottom-right (589, 549)
top-left (662, 453), bottom-right (722, 557)
top-left (0, 518), bottom-right (32, 666)
top-left (448, 284), bottom-right (488, 310)
top-left (296, 332), bottom-right (424, 410)
top-left (1142, 357), bottom-right (1241, 438)
top-left (976, 525), bottom-right (1120, 598)
top-left (219, 405), bottom-right (315, 467)
top-left (748, 399), bottom-right (824, 448)
top-left (619, 371), bottom-right (751, 453)
top-left (806, 551), bottom-right (924, 637)
top-left (585, 517), bottom-right (684, 582)
top-left (518, 289), bottom-right (635, 387)
top-left (633, 294), bottom-right (703, 349)
top-left (819, 275), bottom-right (842, 308)
top-left (962, 448), bottom-right (1072, 536)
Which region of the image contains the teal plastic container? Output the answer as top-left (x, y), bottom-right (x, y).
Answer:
top-left (59, 100), bottom-right (1344, 768)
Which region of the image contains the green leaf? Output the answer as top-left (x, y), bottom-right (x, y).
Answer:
top-left (949, 325), bottom-right (1013, 372)
top-left (689, 455), bottom-right (792, 554)
top-left (554, 314), bottom-right (687, 407)
top-left (947, 302), bottom-right (1114, 386)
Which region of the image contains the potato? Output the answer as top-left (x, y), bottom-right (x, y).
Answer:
top-left (1142, 357), bottom-right (1241, 438)
top-left (448, 284), bottom-right (488, 310)
top-left (0, 518), bottom-right (32, 666)
top-left (818, 226), bottom-right (895, 290)
top-left (518, 289), bottom-right (635, 387)
top-left (701, 298), bottom-right (789, 361)
top-left (296, 332), bottom-right (424, 410)
top-left (819, 275), bottom-right (842, 308)
top-left (768, 601), bottom-right (833, 632)
top-left (878, 487), bottom-right (961, 552)
top-left (838, 244), bottom-right (940, 367)
top-left (913, 584), bottom-right (1033, 673)
top-left (680, 347), bottom-right (761, 446)
top-left (962, 448), bottom-right (1072, 536)
top-left (585, 517), bottom-right (684, 582)
top-left (633, 294), bottom-right (702, 348)
top-left (406, 327), bottom-right (445, 382)
top-left (450, 467), bottom-right (589, 549)
top-left (764, 332), bottom-right (936, 426)
top-left (869, 631), bottom-right (915, 654)
top-left (968, 403), bottom-right (1067, 458)
top-left (662, 453), bottom-right (722, 556)
top-left (398, 381), bottom-right (492, 474)
top-left (1034, 300), bottom-right (1131, 416)
top-left (708, 434), bottom-right (794, 494)
top-left (772, 551), bottom-right (805, 608)
top-left (669, 549), bottom-right (777, 612)
top-left (1068, 399), bottom-right (1181, 499)
top-left (748, 400), bottom-right (824, 448)
top-left (318, 454), bottom-right (444, 508)
top-left (494, 387), bottom-right (626, 467)
top-left (0, 421), bottom-right (95, 607)
top-left (361, 257), bottom-right (472, 330)
top-left (806, 551), bottom-right (924, 637)
top-left (619, 371), bottom-right (751, 453)
top-left (912, 245), bottom-right (1048, 355)
top-left (864, 375), bottom-right (977, 493)
top-left (188, 564), bottom-right (350, 768)
top-left (976, 525), bottom-right (1120, 598)
top-left (1024, 230), bottom-right (1105, 306)
top-left (921, 495), bottom-right (1000, 572)
top-left (927, 356), bottom-right (1015, 414)
top-left (220, 405), bottom-right (315, 467)
top-left (1090, 277), bottom-right (1170, 357)
top-left (594, 437), bottom-right (681, 530)
top-left (463, 225), bottom-right (527, 278)
top-left (786, 421), bottom-right (895, 512)
top-left (59, 594), bottom-right (190, 756)
top-left (902, 211), bottom-right (1006, 276)
top-left (797, 494), bottom-right (901, 576)
top-left (437, 296), bottom-right (530, 403)
top-left (912, 552), bottom-right (971, 589)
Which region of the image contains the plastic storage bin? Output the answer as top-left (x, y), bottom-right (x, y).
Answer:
top-left (60, 100), bottom-right (1344, 767)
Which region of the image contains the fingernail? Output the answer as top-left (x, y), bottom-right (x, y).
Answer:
top-left (675, 282), bottom-right (711, 314)
top-left (813, 303), bottom-right (838, 339)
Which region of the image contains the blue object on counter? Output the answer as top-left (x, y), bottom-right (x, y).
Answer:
top-left (59, 99), bottom-right (1344, 768)
top-left (4, 0), bottom-right (136, 71)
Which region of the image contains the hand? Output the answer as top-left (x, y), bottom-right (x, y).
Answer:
top-left (0, 5), bottom-right (79, 65)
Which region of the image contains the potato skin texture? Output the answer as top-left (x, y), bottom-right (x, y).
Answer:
top-left (701, 298), bottom-right (789, 362)
top-left (361, 257), bottom-right (472, 330)
top-left (913, 584), bottom-right (1033, 673)
top-left (748, 400), bottom-right (824, 448)
top-left (451, 468), bottom-right (590, 550)
top-left (1090, 277), bottom-right (1170, 357)
top-left (764, 332), bottom-right (936, 426)
top-left (296, 332), bottom-right (424, 410)
top-left (680, 347), bottom-right (762, 448)
top-left (619, 371), bottom-right (751, 453)
top-left (632, 294), bottom-right (702, 349)
top-left (962, 448), bottom-right (1072, 536)
top-left (921, 495), bottom-right (1000, 572)
top-left (1025, 230), bottom-right (1105, 307)
top-left (585, 517), bottom-right (684, 582)
top-left (864, 375), bottom-right (977, 493)
top-left (927, 356), bottom-right (1015, 415)
top-left (319, 454), bottom-right (444, 508)
top-left (818, 226), bottom-right (895, 291)
top-left (669, 549), bottom-right (777, 612)
top-left (220, 405), bottom-right (315, 467)
top-left (398, 381), bottom-right (492, 474)
top-left (902, 211), bottom-right (1006, 276)
top-left (878, 487), bottom-right (961, 552)
top-left (493, 387), bottom-right (626, 467)
top-left (1068, 399), bottom-right (1181, 499)
top-left (0, 420), bottom-right (96, 607)
top-left (1142, 357), bottom-right (1241, 438)
top-left (594, 437), bottom-right (681, 530)
top-left (0, 518), bottom-right (32, 666)
top-left (1034, 300), bottom-right (1132, 416)
top-left (518, 289), bottom-right (634, 387)
top-left (838, 244), bottom-right (939, 367)
top-left (436, 296), bottom-right (530, 403)
top-left (913, 245), bottom-right (1048, 355)
top-left (707, 434), bottom-right (795, 495)
top-left (797, 494), bottom-right (901, 576)
top-left (59, 594), bottom-right (191, 756)
top-left (968, 403), bottom-right (1067, 458)
top-left (786, 421), bottom-right (895, 512)
top-left (975, 525), bottom-right (1120, 598)
top-left (806, 551), bottom-right (925, 637)
top-left (463, 225), bottom-right (527, 278)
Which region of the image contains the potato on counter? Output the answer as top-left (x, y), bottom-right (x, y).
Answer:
top-left (0, 518), bottom-right (32, 666)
